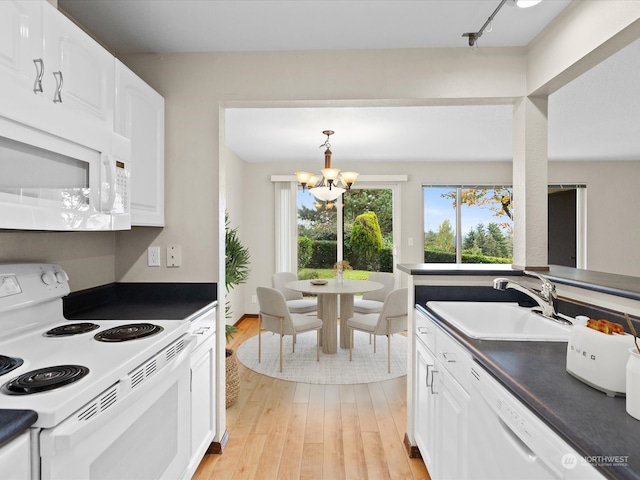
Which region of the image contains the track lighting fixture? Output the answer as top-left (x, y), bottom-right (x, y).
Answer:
top-left (462, 0), bottom-right (542, 48)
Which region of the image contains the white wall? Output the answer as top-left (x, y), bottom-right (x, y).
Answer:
top-left (0, 231), bottom-right (115, 291)
top-left (549, 160), bottom-right (640, 276)
top-left (224, 146), bottom-right (248, 325)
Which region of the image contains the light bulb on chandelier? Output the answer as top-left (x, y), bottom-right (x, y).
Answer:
top-left (295, 130), bottom-right (359, 203)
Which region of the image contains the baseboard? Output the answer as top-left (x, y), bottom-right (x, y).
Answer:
top-left (207, 429), bottom-right (230, 454)
top-left (237, 314), bottom-right (258, 324)
top-left (404, 433), bottom-right (422, 459)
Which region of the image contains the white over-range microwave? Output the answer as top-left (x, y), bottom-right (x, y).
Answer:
top-left (0, 115), bottom-right (131, 231)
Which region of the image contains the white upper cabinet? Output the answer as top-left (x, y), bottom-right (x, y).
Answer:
top-left (115, 60), bottom-right (165, 226)
top-left (40, 1), bottom-right (114, 150)
top-left (0, 1), bottom-right (43, 105)
top-left (0, 1), bottom-right (163, 231)
top-left (0, 1), bottom-right (114, 153)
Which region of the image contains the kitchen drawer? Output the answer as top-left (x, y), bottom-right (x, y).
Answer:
top-left (415, 308), bottom-right (436, 353)
top-left (435, 327), bottom-right (471, 392)
top-left (190, 307), bottom-right (216, 350)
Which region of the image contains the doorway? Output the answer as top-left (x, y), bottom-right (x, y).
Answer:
top-left (547, 185), bottom-right (586, 268)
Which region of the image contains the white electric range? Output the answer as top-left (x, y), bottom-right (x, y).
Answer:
top-left (0, 263), bottom-right (195, 480)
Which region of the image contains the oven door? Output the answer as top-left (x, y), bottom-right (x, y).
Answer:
top-left (38, 336), bottom-right (195, 480)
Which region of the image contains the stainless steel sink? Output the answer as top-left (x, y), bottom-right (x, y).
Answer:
top-left (425, 301), bottom-right (571, 341)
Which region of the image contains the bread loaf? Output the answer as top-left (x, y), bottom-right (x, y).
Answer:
top-left (585, 318), bottom-right (625, 335)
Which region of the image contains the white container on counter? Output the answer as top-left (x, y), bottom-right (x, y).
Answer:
top-left (626, 348), bottom-right (640, 421)
top-left (566, 325), bottom-right (635, 397)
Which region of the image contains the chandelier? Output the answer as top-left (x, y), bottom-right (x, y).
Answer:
top-left (295, 130), bottom-right (359, 203)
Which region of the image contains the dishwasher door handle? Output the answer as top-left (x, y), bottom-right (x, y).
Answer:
top-left (498, 417), bottom-right (537, 462)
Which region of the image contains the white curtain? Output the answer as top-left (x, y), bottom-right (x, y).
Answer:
top-left (274, 181), bottom-right (297, 273)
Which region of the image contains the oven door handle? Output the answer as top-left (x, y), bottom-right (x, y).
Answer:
top-left (40, 336), bottom-right (195, 455)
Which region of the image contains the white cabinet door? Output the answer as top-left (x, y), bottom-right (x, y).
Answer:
top-left (189, 332), bottom-right (216, 474)
top-left (115, 60), bottom-right (165, 226)
top-left (414, 309), bottom-right (470, 480)
top-left (0, 1), bottom-right (114, 152)
top-left (0, 431), bottom-right (31, 480)
top-left (437, 368), bottom-right (469, 480)
top-left (415, 338), bottom-right (438, 477)
top-left (0, 1), bottom-right (43, 117)
top-left (40, 0), bottom-right (114, 150)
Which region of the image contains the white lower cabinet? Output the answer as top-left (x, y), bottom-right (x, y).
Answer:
top-left (187, 307), bottom-right (216, 478)
top-left (0, 431), bottom-right (31, 480)
top-left (415, 338), bottom-right (437, 473)
top-left (436, 364), bottom-right (469, 480)
top-left (414, 308), bottom-right (470, 480)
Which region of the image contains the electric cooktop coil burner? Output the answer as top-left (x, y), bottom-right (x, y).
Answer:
top-left (45, 322), bottom-right (100, 337)
top-left (2, 365), bottom-right (89, 395)
top-left (0, 355), bottom-right (24, 377)
top-left (94, 323), bottom-right (164, 342)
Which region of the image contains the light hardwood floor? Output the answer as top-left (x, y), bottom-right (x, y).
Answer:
top-left (193, 318), bottom-right (430, 480)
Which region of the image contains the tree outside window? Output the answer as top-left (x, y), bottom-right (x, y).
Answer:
top-left (423, 186), bottom-right (513, 264)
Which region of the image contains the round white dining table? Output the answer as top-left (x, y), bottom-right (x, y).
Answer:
top-left (285, 279), bottom-right (383, 354)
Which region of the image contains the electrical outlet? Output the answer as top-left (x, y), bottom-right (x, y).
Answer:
top-left (147, 246), bottom-right (161, 267)
top-left (251, 295), bottom-right (257, 304)
top-left (167, 245), bottom-right (182, 267)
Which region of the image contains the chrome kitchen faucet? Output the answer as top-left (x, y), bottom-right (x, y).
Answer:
top-left (493, 271), bottom-right (571, 325)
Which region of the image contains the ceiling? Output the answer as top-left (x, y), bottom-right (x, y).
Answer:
top-left (59, 0), bottom-right (640, 164)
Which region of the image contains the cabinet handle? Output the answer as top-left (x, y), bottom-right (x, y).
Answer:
top-left (417, 326), bottom-right (430, 335)
top-left (53, 71), bottom-right (63, 103)
top-left (426, 364), bottom-right (432, 388)
top-left (33, 59), bottom-right (44, 93)
top-left (430, 369), bottom-right (438, 395)
top-left (442, 351), bottom-right (456, 363)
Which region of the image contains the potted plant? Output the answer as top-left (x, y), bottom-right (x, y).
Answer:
top-left (333, 259), bottom-right (352, 286)
top-left (224, 211), bottom-right (250, 408)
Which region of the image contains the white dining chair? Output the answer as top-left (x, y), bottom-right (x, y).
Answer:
top-left (271, 272), bottom-right (318, 314)
top-left (256, 287), bottom-right (323, 372)
top-left (353, 272), bottom-right (396, 314)
top-left (347, 288), bottom-right (408, 373)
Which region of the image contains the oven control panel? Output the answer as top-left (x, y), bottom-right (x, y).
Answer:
top-left (0, 264), bottom-right (70, 312)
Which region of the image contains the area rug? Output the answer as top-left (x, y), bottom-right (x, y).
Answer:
top-left (236, 329), bottom-right (408, 384)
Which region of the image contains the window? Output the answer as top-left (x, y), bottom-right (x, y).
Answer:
top-left (296, 185), bottom-right (397, 278)
top-left (297, 188), bottom-right (338, 273)
top-left (423, 186), bottom-right (513, 264)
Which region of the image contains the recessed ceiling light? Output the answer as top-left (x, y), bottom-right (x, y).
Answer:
top-left (508, 0), bottom-right (543, 8)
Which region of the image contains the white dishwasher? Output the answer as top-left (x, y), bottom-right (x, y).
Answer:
top-left (468, 362), bottom-right (604, 480)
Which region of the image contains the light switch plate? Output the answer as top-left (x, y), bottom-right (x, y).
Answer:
top-left (167, 245), bottom-right (181, 267)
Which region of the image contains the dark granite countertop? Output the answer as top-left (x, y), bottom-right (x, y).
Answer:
top-left (546, 266), bottom-right (640, 302)
top-left (0, 410), bottom-right (37, 448)
top-left (400, 263), bottom-right (640, 302)
top-left (398, 263), bottom-right (524, 276)
top-left (417, 303), bottom-right (640, 480)
top-left (63, 282), bottom-right (217, 321)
